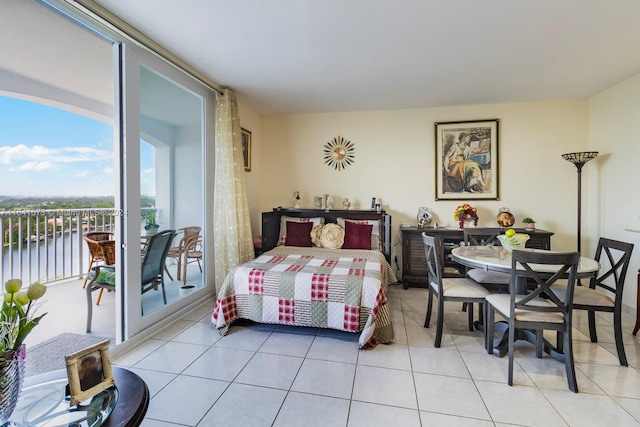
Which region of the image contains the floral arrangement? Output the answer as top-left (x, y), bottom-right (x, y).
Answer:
top-left (454, 204), bottom-right (479, 228)
top-left (1, 279), bottom-right (47, 355)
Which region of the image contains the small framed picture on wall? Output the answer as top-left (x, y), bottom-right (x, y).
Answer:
top-left (241, 127), bottom-right (252, 171)
top-left (434, 119), bottom-right (499, 200)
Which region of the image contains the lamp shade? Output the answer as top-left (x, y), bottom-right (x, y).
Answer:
top-left (561, 152), bottom-right (599, 170)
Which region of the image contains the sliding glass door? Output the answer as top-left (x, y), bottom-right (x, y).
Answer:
top-left (122, 45), bottom-right (214, 336)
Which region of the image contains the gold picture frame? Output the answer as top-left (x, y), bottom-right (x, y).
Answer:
top-left (241, 127), bottom-right (252, 171)
top-left (435, 119), bottom-right (500, 200)
top-left (65, 340), bottom-right (114, 406)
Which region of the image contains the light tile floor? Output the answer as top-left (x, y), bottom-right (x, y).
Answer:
top-left (113, 285), bottom-right (640, 427)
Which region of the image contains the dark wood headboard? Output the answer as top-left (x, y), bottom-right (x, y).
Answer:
top-left (262, 208), bottom-right (392, 262)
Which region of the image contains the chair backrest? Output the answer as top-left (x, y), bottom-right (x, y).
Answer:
top-left (180, 226), bottom-right (201, 240)
top-left (141, 229), bottom-right (176, 285)
top-left (592, 237), bottom-right (634, 302)
top-left (176, 226), bottom-right (202, 251)
top-left (83, 232), bottom-right (116, 264)
top-left (422, 233), bottom-right (444, 292)
top-left (463, 228), bottom-right (500, 247)
top-left (511, 250), bottom-right (580, 317)
top-left (184, 235), bottom-right (203, 256)
top-left (98, 240), bottom-right (117, 266)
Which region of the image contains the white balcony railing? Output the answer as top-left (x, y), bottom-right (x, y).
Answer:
top-left (0, 208), bottom-right (155, 285)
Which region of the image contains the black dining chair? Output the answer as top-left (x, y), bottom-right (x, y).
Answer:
top-left (463, 228), bottom-right (511, 286)
top-left (485, 250), bottom-right (580, 392)
top-left (422, 233), bottom-right (490, 347)
top-left (461, 228), bottom-right (512, 319)
top-left (549, 237), bottom-right (634, 366)
top-left (86, 229), bottom-right (176, 332)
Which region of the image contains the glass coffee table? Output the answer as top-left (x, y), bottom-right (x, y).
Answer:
top-left (8, 367), bottom-right (148, 427)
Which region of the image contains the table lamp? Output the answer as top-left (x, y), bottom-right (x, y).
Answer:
top-left (561, 151), bottom-right (598, 254)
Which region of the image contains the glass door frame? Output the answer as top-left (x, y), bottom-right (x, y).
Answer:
top-left (121, 43), bottom-right (215, 338)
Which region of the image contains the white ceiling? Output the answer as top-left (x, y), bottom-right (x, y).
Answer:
top-left (95, 0), bottom-right (640, 115)
top-left (1, 0), bottom-right (113, 120)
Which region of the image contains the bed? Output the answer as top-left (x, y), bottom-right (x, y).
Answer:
top-left (212, 208), bottom-right (396, 349)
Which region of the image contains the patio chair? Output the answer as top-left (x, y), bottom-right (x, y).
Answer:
top-left (82, 232), bottom-right (115, 288)
top-left (165, 226), bottom-right (201, 282)
top-left (180, 235), bottom-right (203, 286)
top-left (86, 229), bottom-right (176, 332)
top-left (485, 250), bottom-right (580, 392)
top-left (549, 237), bottom-right (634, 366)
top-left (422, 233), bottom-right (490, 347)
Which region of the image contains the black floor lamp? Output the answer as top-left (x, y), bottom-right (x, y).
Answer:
top-left (561, 151), bottom-right (599, 254)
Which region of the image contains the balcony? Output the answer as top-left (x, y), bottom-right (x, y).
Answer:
top-left (1, 207), bottom-right (203, 348)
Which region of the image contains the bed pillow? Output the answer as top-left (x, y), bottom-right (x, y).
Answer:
top-left (278, 216), bottom-right (325, 246)
top-left (285, 221), bottom-right (314, 247)
top-left (337, 218), bottom-right (382, 251)
top-left (310, 224), bottom-right (324, 248)
top-left (342, 221), bottom-right (373, 250)
top-left (317, 223), bottom-right (345, 249)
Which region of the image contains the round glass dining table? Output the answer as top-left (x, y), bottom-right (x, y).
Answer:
top-left (452, 246), bottom-right (600, 285)
top-left (451, 245), bottom-right (600, 357)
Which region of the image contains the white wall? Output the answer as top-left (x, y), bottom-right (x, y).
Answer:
top-left (587, 72), bottom-right (640, 308)
top-left (259, 100), bottom-right (589, 263)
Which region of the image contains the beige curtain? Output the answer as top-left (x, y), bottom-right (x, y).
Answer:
top-left (213, 89), bottom-right (254, 289)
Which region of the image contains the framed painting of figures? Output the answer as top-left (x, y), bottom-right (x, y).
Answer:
top-left (241, 127), bottom-right (252, 171)
top-left (435, 119), bottom-right (499, 200)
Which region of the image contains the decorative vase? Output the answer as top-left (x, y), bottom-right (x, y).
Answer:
top-left (145, 225), bottom-right (159, 236)
top-left (525, 223), bottom-right (535, 231)
top-left (0, 345), bottom-right (25, 424)
top-left (459, 218), bottom-right (475, 230)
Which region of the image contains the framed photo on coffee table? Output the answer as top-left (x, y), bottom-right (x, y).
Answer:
top-left (65, 340), bottom-right (114, 406)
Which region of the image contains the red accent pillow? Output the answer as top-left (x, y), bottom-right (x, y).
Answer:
top-left (342, 221), bottom-right (373, 250)
top-left (285, 221), bottom-right (313, 247)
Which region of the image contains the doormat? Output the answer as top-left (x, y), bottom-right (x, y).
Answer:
top-left (26, 333), bottom-right (112, 378)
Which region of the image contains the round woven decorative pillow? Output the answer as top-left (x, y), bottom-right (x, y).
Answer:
top-left (318, 223), bottom-right (345, 249)
top-left (310, 224), bottom-right (324, 248)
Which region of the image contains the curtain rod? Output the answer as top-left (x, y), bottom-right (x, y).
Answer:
top-left (62, 0), bottom-right (226, 96)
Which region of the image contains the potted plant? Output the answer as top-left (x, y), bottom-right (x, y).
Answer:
top-left (0, 279), bottom-right (47, 422)
top-left (522, 217), bottom-right (536, 231)
top-left (144, 212), bottom-right (159, 236)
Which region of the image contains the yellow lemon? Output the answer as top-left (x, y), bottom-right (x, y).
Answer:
top-left (505, 229), bottom-right (516, 238)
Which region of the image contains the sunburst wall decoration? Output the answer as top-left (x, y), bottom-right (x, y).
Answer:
top-left (323, 135), bottom-right (355, 171)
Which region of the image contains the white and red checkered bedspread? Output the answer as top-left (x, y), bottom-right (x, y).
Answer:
top-left (212, 247), bottom-right (396, 349)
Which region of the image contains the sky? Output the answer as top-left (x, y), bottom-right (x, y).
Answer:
top-left (0, 96), bottom-right (155, 197)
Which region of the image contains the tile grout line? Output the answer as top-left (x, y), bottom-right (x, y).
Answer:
top-left (268, 329), bottom-right (320, 426)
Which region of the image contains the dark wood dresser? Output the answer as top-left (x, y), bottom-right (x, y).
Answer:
top-left (400, 227), bottom-right (554, 289)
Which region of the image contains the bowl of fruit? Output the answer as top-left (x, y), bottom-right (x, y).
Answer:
top-left (497, 229), bottom-right (530, 253)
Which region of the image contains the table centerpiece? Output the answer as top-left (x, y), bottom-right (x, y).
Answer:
top-left (454, 204), bottom-right (479, 230)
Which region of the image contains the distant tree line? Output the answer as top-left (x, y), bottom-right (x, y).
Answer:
top-left (0, 195), bottom-right (156, 210)
top-left (0, 195), bottom-right (156, 245)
